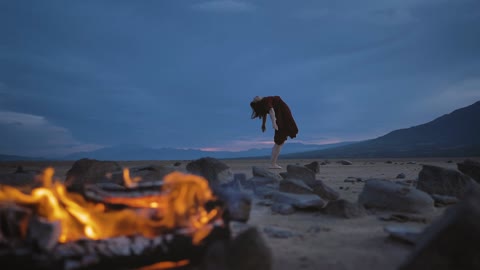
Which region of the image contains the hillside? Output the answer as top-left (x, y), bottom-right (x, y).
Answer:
top-left (285, 101), bottom-right (480, 158)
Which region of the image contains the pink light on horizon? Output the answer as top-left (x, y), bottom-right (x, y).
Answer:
top-left (196, 137), bottom-right (346, 152)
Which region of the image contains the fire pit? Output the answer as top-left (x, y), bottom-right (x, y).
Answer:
top-left (0, 168), bottom-right (230, 269)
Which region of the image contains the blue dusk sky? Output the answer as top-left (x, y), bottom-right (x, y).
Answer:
top-left (1, 0), bottom-right (479, 157)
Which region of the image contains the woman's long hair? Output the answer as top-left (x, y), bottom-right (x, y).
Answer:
top-left (250, 101), bottom-right (268, 119)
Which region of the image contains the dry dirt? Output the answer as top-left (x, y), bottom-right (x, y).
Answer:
top-left (0, 157), bottom-right (469, 270)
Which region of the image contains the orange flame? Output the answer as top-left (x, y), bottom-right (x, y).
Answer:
top-left (0, 167), bottom-right (222, 245)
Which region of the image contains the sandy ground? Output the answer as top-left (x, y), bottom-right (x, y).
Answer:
top-left (0, 157), bottom-right (469, 270)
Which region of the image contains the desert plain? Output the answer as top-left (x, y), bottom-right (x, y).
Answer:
top-left (0, 157), bottom-right (473, 270)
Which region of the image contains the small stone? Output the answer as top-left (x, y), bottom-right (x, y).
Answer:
top-left (396, 173), bottom-right (406, 179)
top-left (338, 160), bottom-right (353, 165)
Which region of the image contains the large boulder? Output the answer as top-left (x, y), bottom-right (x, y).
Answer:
top-left (285, 165), bottom-right (316, 186)
top-left (399, 185), bottom-right (480, 270)
top-left (109, 164), bottom-right (177, 184)
top-left (358, 179), bottom-right (435, 214)
top-left (322, 199), bottom-right (366, 219)
top-left (66, 159), bottom-right (122, 192)
top-left (186, 157), bottom-right (233, 186)
top-left (213, 188), bottom-right (252, 222)
top-left (457, 159), bottom-right (480, 183)
top-left (417, 165), bottom-right (476, 198)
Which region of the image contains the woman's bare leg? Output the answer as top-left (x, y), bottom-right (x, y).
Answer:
top-left (270, 143), bottom-right (283, 169)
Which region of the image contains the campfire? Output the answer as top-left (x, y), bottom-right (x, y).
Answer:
top-left (0, 167), bottom-right (229, 269)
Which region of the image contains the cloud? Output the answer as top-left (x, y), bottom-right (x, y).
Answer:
top-left (0, 111), bottom-right (103, 157)
top-left (191, 0), bottom-right (255, 13)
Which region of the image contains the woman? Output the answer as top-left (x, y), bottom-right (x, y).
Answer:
top-left (250, 96), bottom-right (298, 169)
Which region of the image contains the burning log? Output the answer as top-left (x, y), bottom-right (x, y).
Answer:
top-left (0, 224), bottom-right (229, 270)
top-left (0, 167), bottom-right (230, 269)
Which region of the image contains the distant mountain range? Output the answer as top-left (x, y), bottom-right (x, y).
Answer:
top-left (0, 154), bottom-right (43, 161)
top-left (284, 100), bottom-right (480, 158)
top-left (60, 141), bottom-right (354, 161)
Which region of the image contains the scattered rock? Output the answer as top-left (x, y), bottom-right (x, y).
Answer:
top-left (457, 159), bottom-right (480, 183)
top-left (358, 179), bottom-right (435, 214)
top-left (252, 166), bottom-right (282, 181)
top-left (396, 173), bottom-right (406, 179)
top-left (338, 160), bottom-right (353, 165)
top-left (186, 157), bottom-right (233, 186)
top-left (65, 158), bottom-right (122, 192)
top-left (310, 180), bottom-right (340, 201)
top-left (271, 203), bottom-right (295, 215)
top-left (398, 185), bottom-right (480, 270)
top-left (386, 160), bottom-right (393, 164)
top-left (322, 199), bottom-right (367, 218)
top-left (256, 200), bottom-right (273, 207)
top-left (285, 165), bottom-right (316, 186)
top-left (320, 162), bottom-right (328, 166)
top-left (384, 225), bottom-right (422, 245)
top-left (344, 178), bottom-right (356, 183)
top-left (272, 192), bottom-right (326, 209)
top-left (431, 194), bottom-right (459, 207)
top-left (446, 160), bottom-right (453, 163)
top-left (407, 162), bottom-right (417, 165)
top-left (279, 172), bottom-right (288, 179)
top-left (227, 227), bottom-right (273, 270)
top-left (173, 162), bottom-right (182, 167)
top-left (417, 165), bottom-right (476, 198)
top-left (279, 178), bottom-right (313, 194)
top-left (304, 161), bottom-right (320, 173)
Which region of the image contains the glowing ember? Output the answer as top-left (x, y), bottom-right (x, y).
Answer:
top-left (0, 167), bottom-right (222, 245)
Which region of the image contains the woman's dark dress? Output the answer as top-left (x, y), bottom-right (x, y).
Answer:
top-left (260, 96), bottom-right (298, 145)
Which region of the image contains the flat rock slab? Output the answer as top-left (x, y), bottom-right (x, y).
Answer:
top-left (272, 191), bottom-right (325, 209)
top-left (286, 165), bottom-right (316, 186)
top-left (417, 164), bottom-right (476, 198)
top-left (304, 161), bottom-right (320, 173)
top-left (399, 185), bottom-right (480, 270)
top-left (252, 166), bottom-right (282, 181)
top-left (310, 180), bottom-right (340, 201)
top-left (279, 178), bottom-right (313, 194)
top-left (358, 179), bottom-right (435, 214)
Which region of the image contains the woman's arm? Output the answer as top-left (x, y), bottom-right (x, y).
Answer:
top-left (269, 108), bottom-right (278, 130)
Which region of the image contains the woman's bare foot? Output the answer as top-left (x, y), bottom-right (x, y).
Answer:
top-left (270, 164), bottom-right (282, 169)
